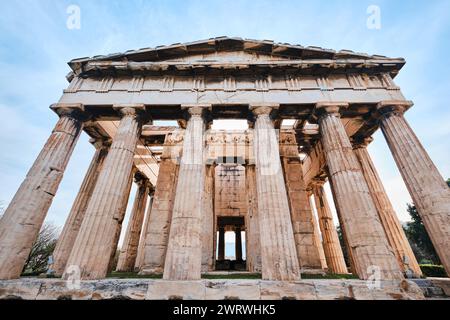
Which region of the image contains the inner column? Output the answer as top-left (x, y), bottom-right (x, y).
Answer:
top-left (315, 102), bottom-right (403, 280)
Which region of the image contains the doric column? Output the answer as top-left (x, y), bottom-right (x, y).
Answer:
top-left (310, 179), bottom-right (348, 274)
top-left (251, 104), bottom-right (300, 281)
top-left (235, 227), bottom-right (243, 261)
top-left (107, 167), bottom-right (135, 274)
top-left (63, 105), bottom-right (145, 280)
top-left (218, 227), bottom-right (225, 261)
top-left (163, 106), bottom-right (207, 280)
top-left (353, 137), bottom-right (422, 277)
top-left (376, 101), bottom-right (450, 275)
top-left (279, 131), bottom-right (322, 269)
top-left (0, 105), bottom-right (84, 280)
top-left (134, 188), bottom-right (154, 271)
top-left (245, 164), bottom-right (262, 272)
top-left (116, 173), bottom-right (149, 272)
top-left (314, 102), bottom-right (403, 280)
top-left (309, 195), bottom-right (328, 270)
top-left (202, 164), bottom-right (215, 272)
top-left (52, 138), bottom-right (110, 276)
top-left (139, 138), bottom-right (180, 275)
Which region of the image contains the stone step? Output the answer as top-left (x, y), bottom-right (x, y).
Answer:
top-left (411, 278), bottom-right (450, 298)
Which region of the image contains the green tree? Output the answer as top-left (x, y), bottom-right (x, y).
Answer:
top-left (336, 225), bottom-right (351, 268)
top-left (403, 204), bottom-right (440, 264)
top-left (22, 223), bottom-right (59, 275)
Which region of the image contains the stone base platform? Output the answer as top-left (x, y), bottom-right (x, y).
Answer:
top-left (0, 278), bottom-right (426, 300)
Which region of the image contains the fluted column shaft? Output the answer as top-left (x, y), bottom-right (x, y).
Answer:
top-left (63, 106), bottom-right (143, 280)
top-left (252, 105), bottom-right (300, 281)
top-left (52, 141), bottom-right (109, 275)
top-left (107, 168), bottom-right (135, 274)
top-left (235, 227), bottom-right (243, 261)
top-left (139, 158), bottom-right (179, 275)
top-left (309, 195), bottom-right (328, 270)
top-left (245, 165), bottom-right (262, 272)
top-left (316, 102), bottom-right (403, 280)
top-left (281, 157), bottom-right (322, 269)
top-left (135, 191), bottom-right (154, 271)
top-left (218, 227), bottom-right (225, 261)
top-left (202, 164), bottom-right (215, 272)
top-left (311, 182), bottom-right (348, 274)
top-left (354, 142), bottom-right (422, 276)
top-left (0, 106), bottom-right (83, 279)
top-left (378, 102), bottom-right (450, 275)
top-left (163, 107), bottom-right (206, 280)
top-left (116, 175), bottom-right (149, 272)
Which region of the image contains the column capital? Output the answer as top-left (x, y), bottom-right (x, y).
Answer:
top-left (113, 104), bottom-right (147, 118)
top-left (50, 103), bottom-right (87, 120)
top-left (89, 137), bottom-right (112, 149)
top-left (181, 104), bottom-right (212, 123)
top-left (351, 136), bottom-right (373, 149)
top-left (312, 102), bottom-right (349, 121)
top-left (310, 176), bottom-right (327, 188)
top-left (134, 171), bottom-right (149, 185)
top-left (374, 100), bottom-right (413, 118)
top-left (249, 103), bottom-right (279, 117)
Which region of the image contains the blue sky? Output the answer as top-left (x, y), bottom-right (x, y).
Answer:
top-left (0, 1), bottom-right (449, 244)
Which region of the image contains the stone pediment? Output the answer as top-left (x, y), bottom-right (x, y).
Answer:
top-left (68, 37), bottom-right (405, 78)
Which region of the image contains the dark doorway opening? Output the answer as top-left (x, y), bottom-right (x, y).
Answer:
top-left (215, 216), bottom-right (246, 271)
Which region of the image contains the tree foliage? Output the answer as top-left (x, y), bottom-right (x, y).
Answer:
top-left (336, 225), bottom-right (351, 268)
top-left (402, 178), bottom-right (450, 265)
top-left (22, 223), bottom-right (59, 275)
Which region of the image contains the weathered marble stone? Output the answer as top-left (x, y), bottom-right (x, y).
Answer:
top-left (116, 174), bottom-right (149, 272)
top-left (53, 140), bottom-right (110, 276)
top-left (310, 180), bottom-right (348, 274)
top-left (377, 101), bottom-right (450, 276)
top-left (353, 138), bottom-right (421, 277)
top-left (0, 278), bottom-right (426, 300)
top-left (63, 106), bottom-right (144, 280)
top-left (0, 106), bottom-right (84, 280)
top-left (163, 106), bottom-right (207, 280)
top-left (251, 105), bottom-right (300, 281)
top-left (315, 102), bottom-right (403, 280)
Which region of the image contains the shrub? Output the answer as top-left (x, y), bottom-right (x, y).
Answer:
top-left (420, 264), bottom-right (447, 278)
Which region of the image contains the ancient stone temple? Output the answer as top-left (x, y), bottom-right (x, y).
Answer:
top-left (0, 37), bottom-right (449, 299)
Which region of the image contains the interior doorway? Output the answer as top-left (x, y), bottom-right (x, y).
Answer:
top-left (215, 216), bottom-right (246, 271)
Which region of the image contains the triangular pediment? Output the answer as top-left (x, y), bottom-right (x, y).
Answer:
top-left (162, 51), bottom-right (301, 64)
top-left (68, 37), bottom-right (405, 77)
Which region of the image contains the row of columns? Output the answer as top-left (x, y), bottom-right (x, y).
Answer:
top-left (0, 100), bottom-right (448, 280)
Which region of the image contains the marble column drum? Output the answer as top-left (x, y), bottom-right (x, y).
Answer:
top-left (139, 157), bottom-right (179, 275)
top-left (218, 227), bottom-right (225, 261)
top-left (116, 174), bottom-right (149, 272)
top-left (107, 168), bottom-right (135, 274)
top-left (311, 180), bottom-right (348, 274)
top-left (245, 165), bottom-right (262, 273)
top-left (163, 106), bottom-right (206, 280)
top-left (63, 106), bottom-right (144, 280)
top-left (202, 164), bottom-right (215, 272)
top-left (316, 102), bottom-right (403, 280)
top-left (134, 190), bottom-right (154, 271)
top-left (353, 138), bottom-right (422, 277)
top-left (0, 105), bottom-right (84, 280)
top-left (235, 227), bottom-right (243, 261)
top-left (281, 157), bottom-right (323, 270)
top-left (52, 139), bottom-right (110, 276)
top-left (377, 101), bottom-right (450, 276)
top-left (252, 105), bottom-right (300, 281)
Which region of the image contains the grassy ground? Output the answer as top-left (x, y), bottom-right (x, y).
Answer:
top-left (106, 272), bottom-right (358, 280)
